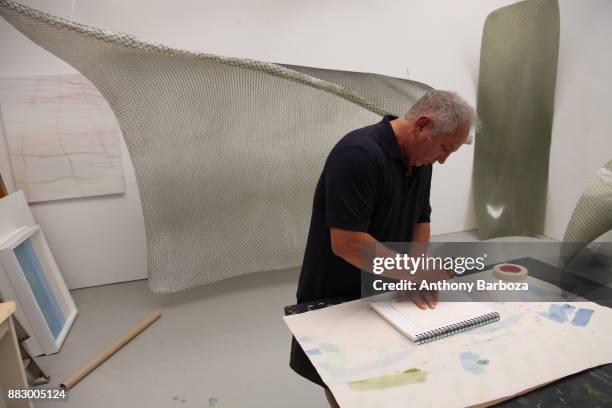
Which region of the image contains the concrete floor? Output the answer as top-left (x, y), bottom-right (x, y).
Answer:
top-left (34, 267), bottom-right (325, 408)
top-left (32, 230), bottom-right (563, 408)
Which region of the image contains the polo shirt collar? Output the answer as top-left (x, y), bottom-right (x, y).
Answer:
top-left (378, 114), bottom-right (403, 159)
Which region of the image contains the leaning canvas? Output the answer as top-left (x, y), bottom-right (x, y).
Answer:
top-left (0, 74), bottom-right (125, 203)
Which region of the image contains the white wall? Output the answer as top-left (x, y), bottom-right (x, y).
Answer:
top-left (0, 0), bottom-right (148, 288)
top-left (545, 0), bottom-right (612, 241)
top-left (1, 0), bottom-right (609, 289)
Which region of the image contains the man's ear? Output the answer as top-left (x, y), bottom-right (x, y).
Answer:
top-left (415, 116), bottom-right (432, 132)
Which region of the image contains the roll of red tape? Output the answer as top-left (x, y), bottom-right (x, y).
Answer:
top-left (493, 263), bottom-right (528, 281)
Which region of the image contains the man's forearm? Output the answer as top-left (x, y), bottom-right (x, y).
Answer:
top-left (412, 222), bottom-right (430, 244)
top-left (330, 229), bottom-right (379, 269)
top-left (330, 228), bottom-right (424, 281)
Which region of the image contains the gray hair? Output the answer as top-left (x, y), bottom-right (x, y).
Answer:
top-left (405, 90), bottom-right (479, 140)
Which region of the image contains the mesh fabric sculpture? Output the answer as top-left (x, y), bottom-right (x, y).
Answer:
top-left (0, 0), bottom-right (431, 293)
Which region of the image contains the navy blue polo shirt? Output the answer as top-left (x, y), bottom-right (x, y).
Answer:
top-left (296, 115), bottom-right (432, 303)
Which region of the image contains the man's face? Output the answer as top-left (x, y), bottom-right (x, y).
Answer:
top-left (408, 118), bottom-right (470, 168)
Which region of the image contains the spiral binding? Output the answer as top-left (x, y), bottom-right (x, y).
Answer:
top-left (414, 312), bottom-right (500, 345)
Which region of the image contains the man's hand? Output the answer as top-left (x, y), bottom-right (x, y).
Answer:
top-left (397, 289), bottom-right (438, 310)
top-left (396, 266), bottom-right (455, 309)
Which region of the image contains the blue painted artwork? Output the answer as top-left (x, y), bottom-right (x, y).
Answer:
top-left (571, 308), bottom-right (594, 327)
top-left (459, 351), bottom-right (489, 375)
top-left (305, 348), bottom-right (322, 356)
top-left (14, 239), bottom-right (65, 339)
top-left (538, 304), bottom-right (576, 323)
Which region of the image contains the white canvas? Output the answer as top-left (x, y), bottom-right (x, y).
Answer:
top-left (0, 74), bottom-right (124, 203)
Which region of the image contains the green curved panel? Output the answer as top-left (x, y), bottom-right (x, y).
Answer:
top-left (473, 0), bottom-right (559, 239)
top-left (562, 158), bottom-right (612, 262)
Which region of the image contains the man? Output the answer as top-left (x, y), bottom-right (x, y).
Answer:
top-left (289, 90), bottom-right (478, 407)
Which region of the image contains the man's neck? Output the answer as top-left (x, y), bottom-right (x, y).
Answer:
top-left (390, 117), bottom-right (415, 162)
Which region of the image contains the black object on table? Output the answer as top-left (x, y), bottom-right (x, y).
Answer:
top-left (284, 257), bottom-right (612, 407)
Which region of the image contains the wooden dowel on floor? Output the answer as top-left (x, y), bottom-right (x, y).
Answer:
top-left (60, 309), bottom-right (161, 390)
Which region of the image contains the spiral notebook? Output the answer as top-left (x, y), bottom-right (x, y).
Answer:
top-left (369, 299), bottom-right (500, 344)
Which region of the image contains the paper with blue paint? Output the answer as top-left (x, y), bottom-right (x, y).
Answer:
top-left (571, 308), bottom-right (594, 327)
top-left (285, 292), bottom-right (612, 407)
top-left (459, 351), bottom-right (489, 375)
top-left (537, 304), bottom-right (595, 327)
top-left (538, 304), bottom-right (575, 323)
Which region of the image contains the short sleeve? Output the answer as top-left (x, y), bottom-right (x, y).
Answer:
top-left (325, 147), bottom-right (378, 232)
top-left (418, 172), bottom-right (432, 223)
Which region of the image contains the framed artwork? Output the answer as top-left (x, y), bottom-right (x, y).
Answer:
top-left (0, 224), bottom-right (77, 355)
